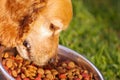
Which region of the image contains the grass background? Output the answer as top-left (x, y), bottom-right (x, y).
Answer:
top-left (60, 0), bottom-right (120, 80)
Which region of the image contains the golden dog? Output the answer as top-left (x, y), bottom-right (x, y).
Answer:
top-left (0, 0), bottom-right (72, 66)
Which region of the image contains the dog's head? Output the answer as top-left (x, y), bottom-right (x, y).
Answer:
top-left (0, 0), bottom-right (72, 65)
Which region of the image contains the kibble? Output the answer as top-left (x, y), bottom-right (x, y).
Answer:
top-left (6, 59), bottom-right (13, 68)
top-left (12, 70), bottom-right (17, 77)
top-left (68, 61), bottom-right (75, 68)
top-left (38, 68), bottom-right (44, 75)
top-left (3, 52), bottom-right (9, 58)
top-left (2, 52), bottom-right (95, 80)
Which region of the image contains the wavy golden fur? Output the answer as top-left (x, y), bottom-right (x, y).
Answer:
top-left (0, 0), bottom-right (72, 65)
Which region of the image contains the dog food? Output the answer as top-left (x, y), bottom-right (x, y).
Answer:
top-left (2, 52), bottom-right (96, 80)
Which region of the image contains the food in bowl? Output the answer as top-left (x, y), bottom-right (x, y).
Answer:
top-left (2, 51), bottom-right (97, 80)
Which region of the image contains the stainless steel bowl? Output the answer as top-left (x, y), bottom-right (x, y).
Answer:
top-left (0, 45), bottom-right (104, 80)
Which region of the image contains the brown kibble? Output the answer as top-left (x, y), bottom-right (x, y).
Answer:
top-left (24, 70), bottom-right (30, 77)
top-left (78, 75), bottom-right (83, 79)
top-left (46, 74), bottom-right (54, 79)
top-left (67, 71), bottom-right (72, 76)
top-left (30, 76), bottom-right (35, 79)
top-left (15, 55), bottom-right (23, 62)
top-left (27, 65), bottom-right (37, 74)
top-left (45, 70), bottom-right (51, 74)
top-left (14, 62), bottom-right (18, 68)
top-left (12, 70), bottom-right (17, 77)
top-left (75, 69), bottom-right (80, 75)
top-left (6, 59), bottom-right (13, 68)
top-left (62, 62), bottom-right (67, 67)
top-left (30, 72), bottom-right (36, 76)
top-left (21, 67), bottom-right (26, 72)
top-left (17, 68), bottom-right (21, 74)
top-left (84, 70), bottom-right (88, 73)
top-left (68, 61), bottom-right (75, 68)
top-left (18, 63), bottom-right (22, 68)
top-left (11, 66), bottom-right (15, 70)
top-left (57, 67), bottom-right (66, 73)
top-left (3, 52), bottom-right (9, 58)
top-left (38, 68), bottom-right (44, 75)
top-left (24, 60), bottom-right (31, 65)
top-left (2, 53), bottom-right (95, 80)
top-left (51, 69), bottom-right (58, 75)
top-left (21, 73), bottom-right (26, 79)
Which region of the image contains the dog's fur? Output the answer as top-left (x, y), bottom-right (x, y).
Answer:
top-left (0, 0), bottom-right (72, 65)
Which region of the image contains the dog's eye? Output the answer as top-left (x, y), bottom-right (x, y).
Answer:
top-left (23, 40), bottom-right (31, 49)
top-left (49, 23), bottom-right (60, 32)
top-left (50, 23), bottom-right (55, 31)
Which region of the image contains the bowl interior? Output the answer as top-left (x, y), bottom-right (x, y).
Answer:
top-left (0, 45), bottom-right (104, 80)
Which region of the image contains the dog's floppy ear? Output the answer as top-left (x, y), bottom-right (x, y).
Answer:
top-left (0, 0), bottom-right (19, 47)
top-left (0, 11), bottom-right (31, 47)
top-left (0, 24), bottom-right (19, 47)
top-left (0, 0), bottom-right (33, 47)
top-left (0, 22), bottom-right (30, 47)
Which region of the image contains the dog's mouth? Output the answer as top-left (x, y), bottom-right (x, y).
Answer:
top-left (16, 39), bottom-right (32, 59)
top-left (16, 45), bottom-right (30, 60)
top-left (0, 45), bottom-right (56, 66)
top-left (16, 44), bottom-right (57, 66)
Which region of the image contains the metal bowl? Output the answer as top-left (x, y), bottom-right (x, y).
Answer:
top-left (0, 45), bottom-right (104, 80)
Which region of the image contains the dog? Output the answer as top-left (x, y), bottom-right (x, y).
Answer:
top-left (0, 0), bottom-right (72, 66)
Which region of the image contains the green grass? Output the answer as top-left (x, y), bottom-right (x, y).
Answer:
top-left (60, 0), bottom-right (120, 80)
